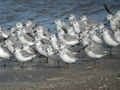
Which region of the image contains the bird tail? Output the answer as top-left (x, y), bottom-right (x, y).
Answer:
top-left (104, 4), bottom-right (112, 14)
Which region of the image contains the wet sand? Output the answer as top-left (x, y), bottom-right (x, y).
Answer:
top-left (0, 52), bottom-right (120, 90)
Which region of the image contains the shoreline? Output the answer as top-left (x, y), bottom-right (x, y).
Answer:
top-left (0, 56), bottom-right (119, 90)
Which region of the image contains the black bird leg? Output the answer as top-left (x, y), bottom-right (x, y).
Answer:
top-left (64, 63), bottom-right (70, 69)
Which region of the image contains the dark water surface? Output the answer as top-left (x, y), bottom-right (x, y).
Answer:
top-left (0, 0), bottom-right (120, 32)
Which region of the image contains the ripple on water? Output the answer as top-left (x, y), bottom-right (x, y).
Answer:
top-left (0, 0), bottom-right (120, 29)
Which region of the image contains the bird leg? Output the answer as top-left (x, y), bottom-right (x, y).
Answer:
top-left (64, 63), bottom-right (70, 69)
top-left (3, 63), bottom-right (7, 69)
top-left (56, 59), bottom-right (61, 68)
top-left (109, 47), bottom-right (113, 56)
top-left (20, 62), bottom-right (25, 69)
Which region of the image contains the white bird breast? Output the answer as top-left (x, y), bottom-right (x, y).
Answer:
top-left (114, 30), bottom-right (120, 43)
top-left (0, 46), bottom-right (10, 59)
top-left (59, 50), bottom-right (77, 63)
top-left (85, 48), bottom-right (104, 58)
top-left (35, 43), bottom-right (48, 56)
top-left (103, 30), bottom-right (119, 46)
top-left (91, 34), bottom-right (103, 44)
top-left (15, 51), bottom-right (34, 62)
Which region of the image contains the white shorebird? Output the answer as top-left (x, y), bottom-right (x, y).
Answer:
top-left (35, 36), bottom-right (58, 64)
top-left (50, 34), bottom-right (60, 50)
top-left (107, 14), bottom-right (119, 31)
top-left (23, 20), bottom-right (35, 34)
top-left (50, 33), bottom-right (79, 64)
top-left (57, 43), bottom-right (79, 63)
top-left (99, 24), bottom-right (119, 47)
top-left (34, 26), bottom-right (57, 57)
top-left (0, 41), bottom-right (12, 68)
top-left (14, 22), bottom-right (24, 32)
top-left (98, 23), bottom-right (120, 55)
top-left (74, 15), bottom-right (102, 44)
top-left (50, 33), bottom-right (73, 52)
top-left (84, 41), bottom-right (108, 58)
top-left (81, 29), bottom-right (108, 58)
top-left (55, 19), bottom-right (79, 46)
top-left (5, 36), bottom-right (18, 54)
top-left (14, 46), bottom-right (36, 62)
top-left (89, 25), bottom-right (103, 44)
top-left (69, 14), bottom-right (81, 34)
top-left (0, 26), bottom-right (9, 39)
top-left (35, 38), bottom-right (56, 57)
top-left (0, 42), bottom-right (11, 60)
top-left (114, 30), bottom-right (120, 43)
top-left (0, 27), bottom-right (11, 63)
top-left (104, 6), bottom-right (120, 43)
top-left (59, 33), bottom-right (79, 46)
top-left (35, 25), bottom-right (51, 40)
top-left (16, 27), bottom-right (34, 46)
top-left (104, 4), bottom-right (119, 32)
top-left (10, 22), bottom-right (24, 41)
top-left (55, 19), bottom-right (76, 36)
top-left (80, 15), bottom-right (98, 29)
top-left (5, 37), bottom-right (36, 68)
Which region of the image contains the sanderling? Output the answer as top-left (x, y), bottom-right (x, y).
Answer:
top-left (89, 25), bottom-right (103, 44)
top-left (104, 5), bottom-right (120, 43)
top-left (55, 19), bottom-right (79, 46)
top-left (24, 20), bottom-right (36, 34)
top-left (0, 26), bottom-right (9, 39)
top-left (0, 42), bottom-right (11, 60)
top-left (80, 28), bottom-right (108, 58)
top-left (69, 14), bottom-right (81, 34)
top-left (5, 37), bottom-right (17, 54)
top-left (99, 24), bottom-right (119, 47)
top-left (35, 39), bottom-right (56, 57)
top-left (16, 28), bottom-right (34, 46)
top-left (50, 34), bottom-right (60, 50)
top-left (55, 19), bottom-right (76, 36)
top-left (84, 41), bottom-right (108, 58)
top-left (35, 25), bottom-right (51, 40)
top-left (13, 43), bottom-right (36, 62)
top-left (80, 15), bottom-right (97, 28)
top-left (114, 30), bottom-right (120, 43)
top-left (104, 4), bottom-right (120, 32)
top-left (0, 41), bottom-right (12, 68)
top-left (57, 43), bottom-right (79, 63)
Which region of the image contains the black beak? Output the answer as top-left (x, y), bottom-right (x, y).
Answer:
top-left (82, 45), bottom-right (88, 50)
top-left (61, 27), bottom-right (68, 34)
top-left (104, 4), bottom-right (112, 14)
top-left (27, 33), bottom-right (33, 37)
top-left (64, 16), bottom-right (69, 20)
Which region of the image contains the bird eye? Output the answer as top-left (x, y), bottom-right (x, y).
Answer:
top-left (96, 29), bottom-right (100, 33)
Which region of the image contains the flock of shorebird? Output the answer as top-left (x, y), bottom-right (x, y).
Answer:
top-left (0, 5), bottom-right (120, 68)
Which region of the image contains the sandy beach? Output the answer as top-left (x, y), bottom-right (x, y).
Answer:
top-left (0, 47), bottom-right (120, 90)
